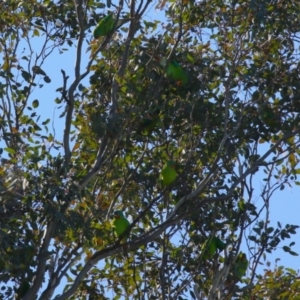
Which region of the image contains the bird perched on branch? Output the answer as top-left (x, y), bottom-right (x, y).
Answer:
top-left (160, 160), bottom-right (178, 209)
top-left (112, 210), bottom-right (130, 244)
top-left (93, 14), bottom-right (131, 38)
top-left (161, 160), bottom-right (177, 186)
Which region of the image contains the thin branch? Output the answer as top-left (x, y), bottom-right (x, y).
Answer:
top-left (60, 70), bottom-right (69, 104)
top-left (63, 0), bottom-right (85, 166)
top-left (78, 134), bottom-right (110, 188)
top-left (23, 221), bottom-right (56, 300)
top-left (194, 284), bottom-right (203, 300)
top-left (39, 246), bottom-right (84, 300)
top-left (106, 141), bottom-right (148, 219)
top-left (132, 256), bottom-right (142, 300)
top-left (159, 230), bottom-right (168, 300)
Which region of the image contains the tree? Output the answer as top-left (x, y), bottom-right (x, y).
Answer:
top-left (247, 265), bottom-right (300, 300)
top-left (0, 0), bottom-right (300, 299)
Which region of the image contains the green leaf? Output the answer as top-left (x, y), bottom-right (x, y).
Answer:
top-left (248, 235), bottom-right (257, 242)
top-left (42, 119), bottom-right (50, 125)
top-left (4, 147), bottom-right (16, 155)
top-left (281, 231), bottom-right (291, 239)
top-left (253, 227), bottom-right (261, 235)
top-left (32, 66), bottom-right (47, 76)
top-left (44, 76), bottom-right (51, 83)
top-left (32, 99), bottom-right (39, 108)
top-left (21, 71), bottom-right (31, 82)
top-left (187, 53), bottom-right (194, 63)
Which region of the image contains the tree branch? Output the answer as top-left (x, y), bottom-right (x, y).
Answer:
top-left (63, 0), bottom-right (85, 166)
top-left (23, 221), bottom-right (56, 300)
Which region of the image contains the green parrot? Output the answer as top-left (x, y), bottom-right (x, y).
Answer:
top-left (224, 252), bottom-right (249, 294)
top-left (201, 237), bottom-right (224, 259)
top-left (201, 237), bottom-right (217, 260)
top-left (161, 160), bottom-right (177, 186)
top-left (159, 58), bottom-right (188, 85)
top-left (232, 252), bottom-right (248, 280)
top-left (215, 236), bottom-right (226, 251)
top-left (225, 252), bottom-right (249, 291)
top-left (93, 14), bottom-right (131, 38)
top-left (112, 210), bottom-right (130, 243)
top-left (201, 236), bottom-right (226, 260)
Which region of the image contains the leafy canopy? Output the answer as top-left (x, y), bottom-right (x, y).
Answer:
top-left (0, 0), bottom-right (300, 299)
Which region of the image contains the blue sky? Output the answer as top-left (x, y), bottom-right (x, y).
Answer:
top-left (242, 174), bottom-right (300, 272)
